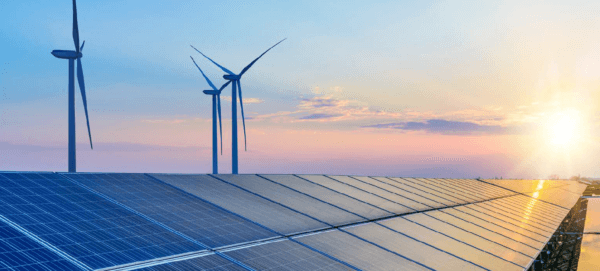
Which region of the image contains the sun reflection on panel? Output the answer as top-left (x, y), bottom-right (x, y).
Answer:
top-left (522, 180), bottom-right (544, 223)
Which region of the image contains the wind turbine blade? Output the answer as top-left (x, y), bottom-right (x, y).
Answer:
top-left (219, 80), bottom-right (231, 93)
top-left (237, 81), bottom-right (247, 151)
top-left (190, 56), bottom-right (218, 91)
top-left (217, 94), bottom-right (223, 155)
top-left (72, 0), bottom-right (80, 52)
top-left (239, 38), bottom-right (286, 76)
top-left (80, 40), bottom-right (85, 52)
top-left (76, 58), bottom-right (93, 149)
top-left (190, 45), bottom-right (235, 75)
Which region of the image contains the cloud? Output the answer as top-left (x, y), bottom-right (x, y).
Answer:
top-left (299, 114), bottom-right (343, 120)
top-left (364, 119), bottom-right (528, 135)
top-left (221, 96), bottom-right (264, 104)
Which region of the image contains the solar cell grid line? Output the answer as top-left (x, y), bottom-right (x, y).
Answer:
top-left (485, 196), bottom-right (567, 220)
top-left (436, 208), bottom-right (546, 250)
top-left (376, 177), bottom-right (460, 206)
top-left (368, 177), bottom-right (456, 206)
top-left (524, 188), bottom-right (580, 210)
top-left (252, 174), bottom-right (390, 221)
top-left (469, 202), bottom-right (558, 232)
top-left (479, 198), bottom-right (564, 226)
top-left (419, 210), bottom-right (540, 257)
top-left (385, 177), bottom-right (470, 204)
top-left (438, 178), bottom-right (511, 197)
top-left (464, 179), bottom-right (518, 195)
top-left (431, 178), bottom-right (510, 199)
top-left (452, 206), bottom-right (549, 242)
top-left (462, 205), bottom-right (554, 236)
top-left (391, 178), bottom-right (476, 204)
top-left (499, 196), bottom-right (569, 221)
top-left (222, 238), bottom-right (358, 271)
top-left (0, 215), bottom-right (85, 271)
top-left (147, 174), bottom-right (329, 236)
top-left (403, 213), bottom-right (534, 267)
top-left (440, 208), bottom-right (546, 250)
top-left (421, 178), bottom-right (504, 200)
top-left (378, 217), bottom-right (523, 271)
top-left (296, 175), bottom-right (414, 215)
top-left (329, 175), bottom-right (432, 212)
top-left (213, 174), bottom-right (365, 227)
top-left (399, 178), bottom-right (485, 203)
top-left (294, 229), bottom-right (433, 271)
top-left (342, 223), bottom-right (487, 271)
top-left (293, 175), bottom-right (415, 217)
top-left (478, 199), bottom-right (562, 227)
top-left (0, 173), bottom-right (206, 270)
top-left (318, 175), bottom-right (420, 214)
top-left (63, 173), bottom-right (279, 249)
top-left (350, 176), bottom-right (445, 208)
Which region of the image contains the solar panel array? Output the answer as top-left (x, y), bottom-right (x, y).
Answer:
top-left (0, 172), bottom-right (587, 270)
top-left (578, 197), bottom-right (600, 270)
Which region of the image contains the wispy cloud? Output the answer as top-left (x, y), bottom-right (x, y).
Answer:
top-left (364, 119), bottom-right (530, 135)
top-left (141, 119), bottom-right (188, 124)
top-left (299, 114), bottom-right (343, 120)
top-left (221, 96), bottom-right (264, 104)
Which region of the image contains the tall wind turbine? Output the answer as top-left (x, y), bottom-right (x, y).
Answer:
top-left (190, 56), bottom-right (231, 174)
top-left (191, 39), bottom-right (286, 174)
top-left (51, 0), bottom-right (93, 172)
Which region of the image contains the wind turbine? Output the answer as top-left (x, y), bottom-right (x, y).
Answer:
top-left (51, 0), bottom-right (93, 173)
top-left (191, 38), bottom-right (286, 174)
top-left (190, 56), bottom-right (231, 174)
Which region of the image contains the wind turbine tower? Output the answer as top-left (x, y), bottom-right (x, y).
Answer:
top-left (191, 39), bottom-right (285, 174)
top-left (190, 56), bottom-right (230, 174)
top-left (51, 0), bottom-right (93, 172)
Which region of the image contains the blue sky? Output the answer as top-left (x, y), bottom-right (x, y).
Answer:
top-left (2, 0), bottom-right (599, 177)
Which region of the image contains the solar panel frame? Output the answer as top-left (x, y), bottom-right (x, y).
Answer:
top-left (397, 178), bottom-right (484, 203)
top-left (369, 177), bottom-right (456, 206)
top-left (388, 178), bottom-right (472, 204)
top-left (350, 176), bottom-right (446, 208)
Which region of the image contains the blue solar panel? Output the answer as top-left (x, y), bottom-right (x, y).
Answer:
top-left (62, 173), bottom-right (278, 248)
top-left (0, 173), bottom-right (205, 270)
top-left (0, 218), bottom-right (82, 271)
top-left (224, 239), bottom-right (353, 270)
top-left (135, 253), bottom-right (246, 271)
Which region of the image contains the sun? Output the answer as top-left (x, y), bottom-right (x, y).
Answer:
top-left (545, 110), bottom-right (583, 148)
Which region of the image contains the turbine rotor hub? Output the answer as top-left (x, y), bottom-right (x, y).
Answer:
top-left (223, 74), bottom-right (240, 81)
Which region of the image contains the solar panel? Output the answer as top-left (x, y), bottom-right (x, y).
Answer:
top-left (398, 178), bottom-right (482, 203)
top-left (223, 239), bottom-right (353, 270)
top-left (525, 188), bottom-right (582, 209)
top-left (134, 253), bottom-right (246, 271)
top-left (584, 198), bottom-right (600, 233)
top-left (260, 175), bottom-right (391, 220)
top-left (350, 176), bottom-right (446, 208)
top-left (62, 173), bottom-right (278, 248)
top-left (369, 177), bottom-right (456, 206)
top-left (403, 213), bottom-right (533, 267)
top-left (343, 223), bottom-right (485, 271)
top-left (296, 175), bottom-right (413, 215)
top-left (424, 211), bottom-right (539, 257)
top-left (211, 174), bottom-right (364, 226)
top-left (327, 176), bottom-right (431, 211)
top-left (378, 217), bottom-right (523, 271)
top-left (389, 178), bottom-right (472, 204)
top-left (0, 173), bottom-right (205, 270)
top-left (440, 208), bottom-right (546, 249)
top-left (149, 174), bottom-right (329, 235)
top-left (452, 206), bottom-right (548, 242)
top-left (578, 233), bottom-right (600, 270)
top-left (0, 218), bottom-right (82, 271)
top-left (294, 230), bottom-right (430, 271)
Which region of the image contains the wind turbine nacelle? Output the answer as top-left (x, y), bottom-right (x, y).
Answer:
top-left (223, 74), bottom-right (240, 80)
top-left (203, 90), bottom-right (219, 95)
top-left (51, 50), bottom-right (81, 59)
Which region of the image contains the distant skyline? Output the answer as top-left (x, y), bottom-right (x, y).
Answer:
top-left (1, 0), bottom-right (599, 178)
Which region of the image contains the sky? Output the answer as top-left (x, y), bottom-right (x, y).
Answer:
top-left (1, 0), bottom-right (599, 178)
